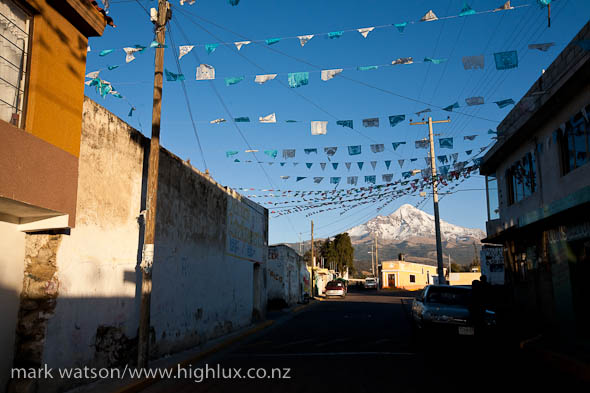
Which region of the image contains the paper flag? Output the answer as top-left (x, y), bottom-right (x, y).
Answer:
top-left (328, 31), bottom-right (343, 39)
top-left (123, 47), bottom-right (142, 63)
top-left (382, 174), bottom-right (393, 182)
top-left (365, 176), bottom-right (376, 184)
top-left (415, 140), bottom-right (429, 149)
top-left (228, 0), bottom-right (240, 5)
top-left (357, 65), bottom-right (378, 71)
top-left (264, 150), bottom-right (278, 158)
top-left (462, 55), bottom-right (484, 70)
top-left (347, 176), bottom-right (358, 185)
top-left (86, 71), bottom-right (100, 79)
top-left (345, 162), bottom-right (352, 171)
top-left (196, 64), bottom-right (215, 80)
top-left (283, 149), bottom-right (296, 159)
top-left (528, 42), bottom-right (555, 52)
top-left (226, 150), bottom-right (238, 158)
top-left (370, 161), bottom-right (377, 170)
top-left (99, 49), bottom-right (114, 56)
top-left (451, 153), bottom-right (459, 162)
top-left (280, 176), bottom-right (290, 180)
top-left (296, 177), bottom-right (306, 182)
top-left (234, 117), bottom-right (250, 122)
top-left (394, 22), bottom-right (408, 32)
top-left (494, 1), bottom-right (514, 12)
top-left (459, 3), bottom-right (476, 16)
top-left (266, 38), bottom-right (281, 45)
top-left (149, 41), bottom-right (167, 48)
top-left (314, 177), bottom-right (324, 184)
top-left (416, 108), bottom-right (432, 116)
top-left (306, 163), bottom-right (313, 169)
top-left (298, 35), bottom-right (314, 47)
top-left (363, 118), bottom-right (379, 128)
top-left (128, 107), bottom-right (135, 117)
top-left (357, 162), bottom-right (364, 170)
top-left (332, 163), bottom-right (339, 170)
top-left (370, 144), bottom-right (384, 153)
top-left (330, 177), bottom-right (341, 184)
top-left (466, 150), bottom-right (472, 155)
top-left (210, 118), bottom-right (225, 124)
top-left (392, 142), bottom-right (406, 150)
top-left (234, 41), bottom-right (251, 50)
top-left (424, 57), bottom-right (447, 65)
top-left (398, 159), bottom-right (405, 168)
top-left (388, 115), bottom-right (405, 127)
top-left (494, 51), bottom-right (518, 70)
top-left (259, 113), bottom-right (276, 123)
top-left (438, 155), bottom-right (448, 164)
top-left (464, 135), bottom-right (477, 141)
top-left (320, 163), bottom-right (327, 170)
top-left (205, 43), bottom-right (218, 54)
top-left (337, 120), bottom-right (353, 129)
top-left (439, 138), bottom-right (454, 149)
top-left (255, 74), bottom-right (277, 84)
top-left (392, 57), bottom-right (413, 65)
top-left (178, 45), bottom-right (194, 60)
top-left (465, 96), bottom-right (484, 106)
top-left (421, 10), bottom-right (438, 22)
top-left (288, 72), bottom-right (309, 88)
top-left (402, 171), bottom-right (412, 179)
top-left (385, 160), bottom-right (391, 170)
top-left (311, 121), bottom-right (328, 135)
top-left (357, 27), bottom-right (375, 38)
top-left (304, 148), bottom-right (318, 155)
top-left (443, 102), bottom-right (460, 112)
top-left (321, 68), bottom-right (343, 81)
top-left (225, 76), bottom-right (244, 86)
top-left (324, 147), bottom-right (338, 157)
top-left (494, 98), bottom-right (515, 108)
top-left (165, 69), bottom-right (185, 81)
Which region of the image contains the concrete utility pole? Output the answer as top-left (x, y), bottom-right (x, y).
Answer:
top-left (370, 246), bottom-right (374, 276)
top-left (375, 233), bottom-right (379, 287)
top-left (310, 220), bottom-right (314, 297)
top-left (410, 116), bottom-right (451, 285)
top-left (138, 0), bottom-right (170, 368)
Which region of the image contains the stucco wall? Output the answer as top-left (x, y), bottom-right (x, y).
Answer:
top-left (31, 98), bottom-right (267, 388)
top-left (267, 245), bottom-right (301, 305)
top-left (0, 222), bottom-right (25, 390)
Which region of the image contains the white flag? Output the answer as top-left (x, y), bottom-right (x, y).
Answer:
top-left (321, 68), bottom-right (343, 81)
top-left (259, 113), bottom-right (276, 123)
top-left (87, 45), bottom-right (91, 52)
top-left (234, 41), bottom-right (251, 51)
top-left (298, 34), bottom-right (314, 47)
top-left (494, 1), bottom-right (514, 12)
top-left (421, 10), bottom-right (438, 22)
top-left (357, 27), bottom-right (375, 38)
top-left (210, 118), bottom-right (226, 124)
top-left (178, 45), bottom-right (194, 60)
top-left (311, 121), bottom-right (328, 135)
top-left (85, 70), bottom-right (100, 79)
top-left (392, 57), bottom-right (413, 65)
top-left (255, 74), bottom-right (277, 84)
top-left (196, 64), bottom-right (215, 80)
top-left (123, 47), bottom-right (142, 63)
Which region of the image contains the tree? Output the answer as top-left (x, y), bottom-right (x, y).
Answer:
top-left (333, 233), bottom-right (355, 274)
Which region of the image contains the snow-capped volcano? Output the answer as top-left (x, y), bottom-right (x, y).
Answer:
top-left (347, 204), bottom-right (485, 243)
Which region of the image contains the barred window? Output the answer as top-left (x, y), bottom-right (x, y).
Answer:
top-left (506, 152), bottom-right (537, 205)
top-left (560, 106), bottom-right (590, 174)
top-left (0, 0), bottom-right (30, 128)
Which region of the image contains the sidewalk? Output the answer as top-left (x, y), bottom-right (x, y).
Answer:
top-left (66, 300), bottom-right (319, 393)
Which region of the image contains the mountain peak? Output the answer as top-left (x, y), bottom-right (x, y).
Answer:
top-left (347, 204), bottom-right (485, 242)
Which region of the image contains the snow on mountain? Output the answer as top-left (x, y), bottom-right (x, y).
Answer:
top-left (347, 204), bottom-right (485, 243)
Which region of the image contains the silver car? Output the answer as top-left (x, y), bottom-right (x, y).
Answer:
top-left (411, 285), bottom-right (475, 336)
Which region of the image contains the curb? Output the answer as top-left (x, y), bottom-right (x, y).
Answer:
top-left (112, 320), bottom-right (275, 393)
top-left (291, 299), bottom-right (320, 313)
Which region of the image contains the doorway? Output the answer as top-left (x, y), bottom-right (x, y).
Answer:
top-left (388, 274), bottom-right (396, 288)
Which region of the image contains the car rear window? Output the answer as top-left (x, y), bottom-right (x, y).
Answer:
top-left (426, 286), bottom-right (471, 306)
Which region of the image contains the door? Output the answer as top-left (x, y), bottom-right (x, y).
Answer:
top-left (388, 274), bottom-right (396, 288)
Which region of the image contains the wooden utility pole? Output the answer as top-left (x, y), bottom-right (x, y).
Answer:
top-left (410, 116), bottom-right (450, 285)
top-left (370, 245), bottom-right (374, 276)
top-left (310, 220), bottom-right (314, 298)
top-left (138, 0), bottom-right (170, 368)
top-left (375, 233), bottom-right (379, 287)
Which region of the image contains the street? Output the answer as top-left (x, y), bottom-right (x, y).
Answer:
top-left (141, 288), bottom-right (581, 393)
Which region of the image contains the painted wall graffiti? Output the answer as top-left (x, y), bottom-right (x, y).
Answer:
top-left (227, 197), bottom-right (265, 263)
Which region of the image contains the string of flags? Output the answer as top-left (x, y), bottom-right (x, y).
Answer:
top-left (167, 1), bottom-right (526, 52)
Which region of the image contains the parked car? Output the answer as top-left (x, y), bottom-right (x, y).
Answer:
top-left (364, 277), bottom-right (377, 289)
top-left (411, 285), bottom-right (475, 336)
top-left (325, 281), bottom-right (346, 298)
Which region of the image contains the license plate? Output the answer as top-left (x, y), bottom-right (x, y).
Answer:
top-left (458, 326), bottom-right (475, 336)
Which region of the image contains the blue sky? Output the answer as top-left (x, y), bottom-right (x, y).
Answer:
top-left (87, 0), bottom-right (590, 244)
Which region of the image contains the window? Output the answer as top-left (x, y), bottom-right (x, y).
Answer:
top-left (560, 106), bottom-right (590, 174)
top-left (0, 0), bottom-right (30, 128)
top-left (486, 174), bottom-right (500, 220)
top-left (506, 152), bottom-right (537, 205)
top-left (409, 274), bottom-right (415, 283)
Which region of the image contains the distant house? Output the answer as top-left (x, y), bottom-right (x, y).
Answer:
top-left (268, 244), bottom-right (305, 306)
top-left (381, 259), bottom-right (447, 290)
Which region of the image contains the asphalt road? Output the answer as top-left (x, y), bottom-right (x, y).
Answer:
top-left (141, 288), bottom-right (583, 392)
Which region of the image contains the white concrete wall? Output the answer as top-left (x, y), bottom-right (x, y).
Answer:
top-left (38, 98), bottom-right (268, 375)
top-left (0, 221), bottom-right (25, 389)
top-left (267, 245), bottom-right (302, 305)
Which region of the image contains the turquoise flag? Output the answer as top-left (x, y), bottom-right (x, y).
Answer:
top-left (306, 163), bottom-right (313, 169)
top-left (439, 138), bottom-right (454, 149)
top-left (494, 98), bottom-right (515, 108)
top-left (234, 117), bottom-right (250, 122)
top-left (392, 142), bottom-right (406, 150)
top-left (494, 51), bottom-right (518, 70)
top-left (365, 176), bottom-right (376, 184)
top-left (328, 31), bottom-right (343, 39)
top-left (424, 57), bottom-right (447, 64)
top-left (266, 38), bottom-right (281, 45)
top-left (226, 150), bottom-right (239, 158)
top-left (149, 40), bottom-right (167, 48)
top-left (225, 76), bottom-right (244, 86)
top-left (385, 160), bottom-right (391, 170)
top-left (357, 65), bottom-right (378, 71)
top-left (348, 145), bottom-right (362, 155)
top-left (388, 115), bottom-right (405, 127)
top-left (128, 107), bottom-right (135, 117)
top-left (332, 163), bottom-right (339, 170)
top-left (264, 150), bottom-right (278, 158)
top-left (330, 177), bottom-right (341, 184)
top-left (394, 22), bottom-right (407, 32)
top-left (459, 2), bottom-right (476, 16)
top-left (205, 43), bottom-right (218, 54)
top-left (288, 72), bottom-right (309, 88)
top-left (107, 65), bottom-right (119, 70)
top-left (165, 69), bottom-right (185, 81)
top-left (357, 162), bottom-right (364, 170)
top-left (99, 49), bottom-right (114, 56)
top-left (337, 120), bottom-right (353, 129)
top-left (443, 102), bottom-right (460, 112)
top-left (296, 177), bottom-right (306, 182)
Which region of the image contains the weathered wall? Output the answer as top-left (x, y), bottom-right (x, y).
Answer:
top-left (267, 245), bottom-right (302, 305)
top-left (0, 222), bottom-right (25, 390)
top-left (10, 98), bottom-right (267, 391)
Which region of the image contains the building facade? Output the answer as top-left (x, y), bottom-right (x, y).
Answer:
top-left (381, 260), bottom-right (446, 290)
top-left (0, 1), bottom-right (106, 390)
top-left (267, 244), bottom-right (304, 306)
top-left (480, 21), bottom-right (590, 345)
